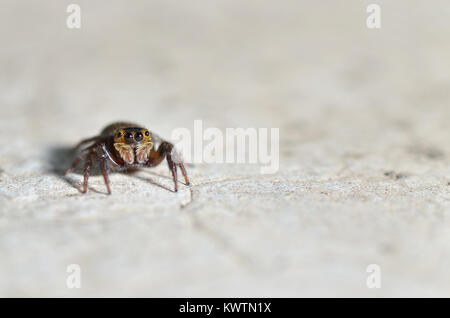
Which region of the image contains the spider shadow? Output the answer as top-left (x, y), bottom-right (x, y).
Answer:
top-left (131, 174), bottom-right (174, 192)
top-left (46, 145), bottom-right (175, 194)
top-left (132, 170), bottom-right (190, 193)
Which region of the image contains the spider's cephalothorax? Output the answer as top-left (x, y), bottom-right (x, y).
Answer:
top-left (65, 122), bottom-right (190, 194)
top-left (112, 127), bottom-right (154, 164)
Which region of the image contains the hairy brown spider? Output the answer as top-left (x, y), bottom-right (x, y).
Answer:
top-left (65, 122), bottom-right (190, 194)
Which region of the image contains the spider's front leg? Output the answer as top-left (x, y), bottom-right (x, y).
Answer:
top-left (66, 145), bottom-right (111, 194)
top-left (146, 141), bottom-right (190, 192)
top-left (65, 147), bottom-right (95, 193)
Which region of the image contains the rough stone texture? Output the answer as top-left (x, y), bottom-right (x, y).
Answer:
top-left (1, 1), bottom-right (449, 297)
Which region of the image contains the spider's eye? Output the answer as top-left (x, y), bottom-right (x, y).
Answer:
top-left (117, 132), bottom-right (122, 138)
top-left (135, 132), bottom-right (143, 142)
top-left (145, 131), bottom-right (150, 136)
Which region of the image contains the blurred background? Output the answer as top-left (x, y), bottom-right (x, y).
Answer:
top-left (0, 0), bottom-right (449, 297)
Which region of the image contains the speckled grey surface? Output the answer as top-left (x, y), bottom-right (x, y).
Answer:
top-left (1, 0), bottom-right (450, 297)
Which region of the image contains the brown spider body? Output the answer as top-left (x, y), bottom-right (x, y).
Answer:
top-left (66, 122), bottom-right (190, 194)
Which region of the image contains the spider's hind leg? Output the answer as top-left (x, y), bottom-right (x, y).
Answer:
top-left (73, 136), bottom-right (100, 152)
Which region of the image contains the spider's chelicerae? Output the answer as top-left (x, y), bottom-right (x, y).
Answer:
top-left (65, 122), bottom-right (190, 194)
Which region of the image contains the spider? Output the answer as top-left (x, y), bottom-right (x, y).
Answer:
top-left (65, 122), bottom-right (190, 194)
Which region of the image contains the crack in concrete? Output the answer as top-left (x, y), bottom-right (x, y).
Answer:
top-left (181, 185), bottom-right (256, 271)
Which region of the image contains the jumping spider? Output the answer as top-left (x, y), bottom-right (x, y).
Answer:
top-left (65, 122), bottom-right (190, 194)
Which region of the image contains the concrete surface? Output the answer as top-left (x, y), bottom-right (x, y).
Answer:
top-left (0, 0), bottom-right (450, 297)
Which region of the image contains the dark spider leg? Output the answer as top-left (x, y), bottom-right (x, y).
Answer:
top-left (82, 152), bottom-right (94, 193)
top-left (100, 156), bottom-right (111, 195)
top-left (166, 153), bottom-right (178, 192)
top-left (147, 141), bottom-right (190, 192)
top-left (178, 162), bottom-right (190, 186)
